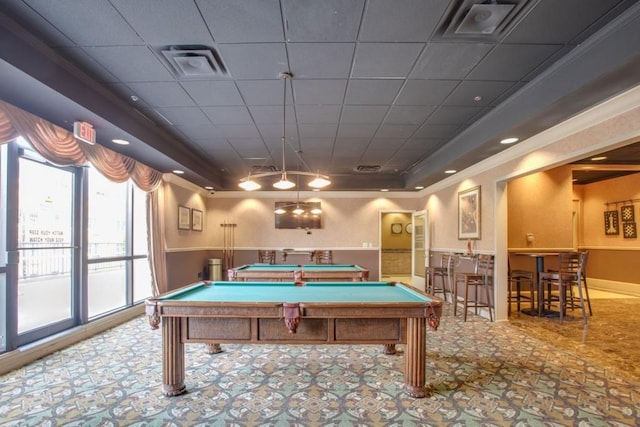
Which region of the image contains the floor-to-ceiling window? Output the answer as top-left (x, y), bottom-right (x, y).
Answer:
top-left (1, 138), bottom-right (152, 353)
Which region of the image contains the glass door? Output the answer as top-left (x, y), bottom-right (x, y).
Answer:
top-left (15, 155), bottom-right (78, 344)
top-left (411, 210), bottom-right (428, 291)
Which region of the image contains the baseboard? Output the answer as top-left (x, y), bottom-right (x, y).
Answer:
top-left (0, 305), bottom-right (144, 376)
top-left (587, 278), bottom-right (640, 297)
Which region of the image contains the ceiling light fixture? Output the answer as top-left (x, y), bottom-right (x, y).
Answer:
top-left (239, 72), bottom-right (331, 191)
top-left (500, 137), bottom-right (519, 144)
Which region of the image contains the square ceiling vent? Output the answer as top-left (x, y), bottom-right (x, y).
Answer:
top-left (161, 45), bottom-right (228, 78)
top-left (436, 0), bottom-right (530, 41)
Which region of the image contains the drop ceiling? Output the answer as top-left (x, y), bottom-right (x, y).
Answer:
top-left (1, 0), bottom-right (639, 191)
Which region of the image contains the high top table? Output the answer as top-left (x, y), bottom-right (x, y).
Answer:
top-left (511, 252), bottom-right (560, 316)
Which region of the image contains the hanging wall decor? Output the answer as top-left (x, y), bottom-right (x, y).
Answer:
top-left (623, 222), bottom-right (637, 238)
top-left (604, 210), bottom-right (619, 235)
top-left (621, 205), bottom-right (635, 222)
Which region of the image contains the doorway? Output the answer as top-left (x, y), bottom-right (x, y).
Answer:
top-left (380, 211), bottom-right (413, 283)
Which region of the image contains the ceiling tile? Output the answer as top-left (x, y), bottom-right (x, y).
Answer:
top-left (296, 105), bottom-right (342, 124)
top-left (181, 81), bottom-right (245, 106)
top-left (340, 106), bottom-right (389, 124)
top-left (344, 80), bottom-right (404, 105)
top-left (282, 0), bottom-right (365, 41)
top-left (395, 80), bottom-right (459, 106)
top-left (443, 80), bottom-right (515, 106)
top-left (248, 106), bottom-right (295, 123)
top-left (298, 124), bottom-right (339, 138)
top-left (218, 43), bottom-right (288, 79)
top-left (111, 0), bottom-right (213, 44)
top-left (214, 124), bottom-right (261, 138)
top-left (126, 82), bottom-right (194, 107)
top-left (375, 124), bottom-right (418, 138)
top-left (359, 0), bottom-right (449, 42)
top-left (413, 124), bottom-right (461, 139)
top-left (155, 107), bottom-right (211, 125)
top-left (293, 80), bottom-right (347, 104)
top-left (426, 106), bottom-right (485, 125)
top-left (288, 43), bottom-right (355, 78)
top-left (352, 43), bottom-right (424, 78)
top-left (257, 124), bottom-right (298, 139)
top-left (198, 0), bottom-right (284, 42)
top-left (385, 106), bottom-right (435, 125)
top-left (337, 124), bottom-right (378, 138)
top-left (410, 43), bottom-right (493, 79)
top-left (237, 80), bottom-right (294, 105)
top-left (23, 0), bottom-right (142, 46)
top-left (84, 46), bottom-right (173, 82)
top-left (175, 124), bottom-right (219, 140)
top-left (202, 106), bottom-right (253, 125)
top-left (468, 44), bottom-right (563, 81)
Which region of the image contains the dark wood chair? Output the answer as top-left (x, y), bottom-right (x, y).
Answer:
top-left (508, 257), bottom-right (534, 314)
top-left (314, 250), bottom-right (333, 264)
top-left (539, 251), bottom-right (589, 324)
top-left (426, 253), bottom-right (455, 303)
top-left (453, 254), bottom-right (494, 321)
top-left (257, 250), bottom-right (276, 264)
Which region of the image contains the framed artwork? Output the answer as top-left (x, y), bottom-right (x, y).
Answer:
top-left (458, 186), bottom-right (481, 239)
top-left (191, 209), bottom-right (203, 231)
top-left (391, 223), bottom-right (403, 234)
top-left (604, 210), bottom-right (619, 235)
top-left (621, 205), bottom-right (635, 222)
top-left (623, 222), bottom-right (637, 239)
top-left (178, 205), bottom-right (191, 230)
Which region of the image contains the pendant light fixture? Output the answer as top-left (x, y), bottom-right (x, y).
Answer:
top-left (239, 71), bottom-right (331, 191)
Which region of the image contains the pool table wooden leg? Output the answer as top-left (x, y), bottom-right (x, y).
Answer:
top-left (162, 316), bottom-right (187, 396)
top-left (404, 317), bottom-right (428, 398)
top-left (382, 344), bottom-right (397, 354)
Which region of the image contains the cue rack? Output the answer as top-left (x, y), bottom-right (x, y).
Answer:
top-left (220, 221), bottom-right (237, 272)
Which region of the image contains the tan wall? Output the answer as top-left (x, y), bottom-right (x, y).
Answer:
top-left (381, 212), bottom-right (412, 249)
top-left (507, 166), bottom-right (574, 250)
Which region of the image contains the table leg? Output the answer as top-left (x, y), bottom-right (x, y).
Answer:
top-left (403, 317), bottom-right (427, 398)
top-left (162, 317), bottom-right (187, 396)
top-left (536, 256), bottom-right (545, 316)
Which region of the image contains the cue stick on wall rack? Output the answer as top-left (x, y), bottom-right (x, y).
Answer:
top-left (221, 222), bottom-right (237, 270)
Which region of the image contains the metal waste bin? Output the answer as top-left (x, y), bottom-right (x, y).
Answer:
top-left (208, 258), bottom-right (222, 281)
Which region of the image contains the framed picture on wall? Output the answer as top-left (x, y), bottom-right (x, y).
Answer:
top-left (604, 210), bottom-right (619, 235)
top-left (458, 186), bottom-right (481, 239)
top-left (178, 205), bottom-right (191, 230)
top-left (191, 209), bottom-right (203, 231)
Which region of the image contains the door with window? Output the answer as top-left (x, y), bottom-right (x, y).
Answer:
top-left (411, 210), bottom-right (428, 291)
top-left (13, 154), bottom-right (80, 345)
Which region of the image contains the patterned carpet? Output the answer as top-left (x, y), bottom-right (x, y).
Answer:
top-left (1, 302), bottom-right (639, 426)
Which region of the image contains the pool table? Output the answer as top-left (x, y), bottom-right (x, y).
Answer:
top-left (145, 281), bottom-right (442, 398)
top-left (227, 263), bottom-right (370, 281)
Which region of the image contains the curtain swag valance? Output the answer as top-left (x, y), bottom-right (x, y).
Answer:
top-left (0, 100), bottom-right (163, 192)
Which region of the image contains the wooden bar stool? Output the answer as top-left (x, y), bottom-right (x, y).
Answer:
top-left (539, 251), bottom-right (589, 324)
top-left (508, 257), bottom-right (534, 314)
top-left (426, 253), bottom-right (454, 303)
top-left (257, 250), bottom-right (276, 264)
top-left (453, 254), bottom-right (494, 321)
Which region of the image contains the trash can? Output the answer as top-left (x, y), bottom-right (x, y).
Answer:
top-left (208, 258), bottom-right (222, 281)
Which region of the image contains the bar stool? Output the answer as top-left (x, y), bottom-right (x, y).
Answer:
top-left (314, 250), bottom-right (333, 264)
top-left (508, 257), bottom-right (534, 314)
top-left (257, 250), bottom-right (276, 264)
top-left (426, 253), bottom-right (455, 302)
top-left (539, 251), bottom-right (589, 324)
top-left (453, 254), bottom-right (494, 321)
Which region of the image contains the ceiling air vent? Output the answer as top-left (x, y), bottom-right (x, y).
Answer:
top-left (436, 0), bottom-right (529, 41)
top-left (251, 165), bottom-right (279, 173)
top-left (161, 45), bottom-right (228, 78)
top-left (355, 165), bottom-right (381, 173)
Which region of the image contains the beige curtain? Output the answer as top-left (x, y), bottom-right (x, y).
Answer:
top-left (0, 99), bottom-right (166, 293)
top-left (147, 187), bottom-right (168, 296)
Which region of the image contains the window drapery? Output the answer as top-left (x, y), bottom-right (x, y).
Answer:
top-left (0, 100), bottom-right (163, 191)
top-left (0, 99), bottom-right (167, 295)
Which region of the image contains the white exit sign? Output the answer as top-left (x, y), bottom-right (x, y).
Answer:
top-left (73, 121), bottom-right (96, 145)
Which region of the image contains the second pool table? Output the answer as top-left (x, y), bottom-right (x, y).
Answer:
top-left (228, 263), bottom-right (370, 281)
top-left (145, 281), bottom-right (442, 398)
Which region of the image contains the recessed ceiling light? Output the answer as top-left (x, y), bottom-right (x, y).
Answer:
top-left (415, 186), bottom-right (424, 190)
top-left (112, 138), bottom-right (130, 145)
top-left (500, 137), bottom-right (519, 144)
top-left (474, 95), bottom-right (482, 102)
top-left (173, 170), bottom-right (184, 175)
top-left (204, 186), bottom-right (213, 190)
top-left (590, 156), bottom-right (607, 161)
top-left (445, 169), bottom-right (457, 174)
top-left (380, 189), bottom-right (389, 192)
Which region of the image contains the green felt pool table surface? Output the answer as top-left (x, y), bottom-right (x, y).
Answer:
top-left (159, 281), bottom-right (431, 303)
